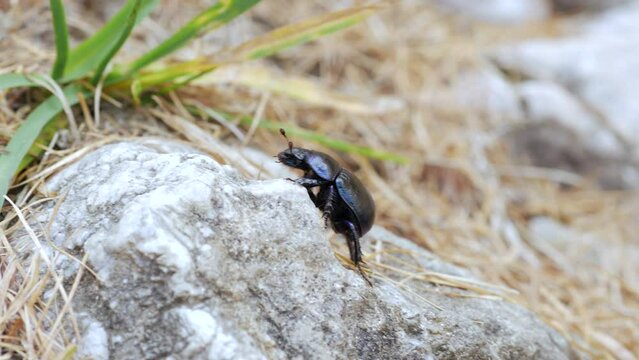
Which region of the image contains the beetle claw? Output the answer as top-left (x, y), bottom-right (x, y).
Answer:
top-left (357, 263), bottom-right (373, 287)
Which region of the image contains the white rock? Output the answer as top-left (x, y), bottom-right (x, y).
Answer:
top-left (432, 0), bottom-right (551, 23)
top-left (553, 0), bottom-right (633, 13)
top-left (492, 3), bottom-right (639, 159)
top-left (173, 307), bottom-right (264, 360)
top-left (77, 315), bottom-right (109, 360)
top-left (451, 67), bottom-right (523, 120)
top-left (17, 140), bottom-right (577, 359)
top-left (516, 80), bottom-right (624, 157)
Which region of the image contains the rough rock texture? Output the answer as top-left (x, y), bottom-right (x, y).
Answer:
top-left (22, 141), bottom-right (579, 359)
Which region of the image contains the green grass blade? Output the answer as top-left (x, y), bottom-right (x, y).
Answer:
top-left (125, 61), bottom-right (216, 88)
top-left (0, 73), bottom-right (41, 90)
top-left (261, 121), bottom-right (408, 164)
top-left (121, 2), bottom-right (382, 91)
top-left (17, 115), bottom-right (67, 173)
top-left (207, 110), bottom-right (408, 164)
top-left (103, 61), bottom-right (217, 98)
top-left (49, 0), bottom-right (70, 80)
top-left (61, 0), bottom-right (159, 82)
top-left (90, 0), bottom-right (141, 85)
top-left (126, 0), bottom-right (260, 75)
top-left (131, 79), bottom-right (142, 104)
top-left (221, 3), bottom-right (382, 62)
top-left (58, 345), bottom-right (77, 360)
top-left (112, 2), bottom-right (380, 92)
top-left (0, 84), bottom-right (87, 209)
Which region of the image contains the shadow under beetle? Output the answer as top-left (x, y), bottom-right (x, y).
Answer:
top-left (277, 129), bottom-right (376, 285)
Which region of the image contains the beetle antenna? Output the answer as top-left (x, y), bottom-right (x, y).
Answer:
top-left (279, 128), bottom-right (293, 152)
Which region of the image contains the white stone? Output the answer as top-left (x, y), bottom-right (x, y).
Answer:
top-left (433, 0), bottom-right (551, 23)
top-left (516, 80), bottom-right (624, 157)
top-left (76, 315), bottom-right (109, 360)
top-left (16, 140), bottom-right (576, 359)
top-left (492, 3), bottom-right (639, 159)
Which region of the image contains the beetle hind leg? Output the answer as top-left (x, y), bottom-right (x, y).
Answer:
top-left (336, 220), bottom-right (372, 286)
top-left (342, 222), bottom-right (362, 263)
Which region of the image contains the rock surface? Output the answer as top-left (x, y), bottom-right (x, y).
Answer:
top-left (552, 0), bottom-right (633, 13)
top-left (449, 66), bottom-right (523, 120)
top-left (20, 140), bottom-right (578, 359)
top-left (432, 0), bottom-right (550, 24)
top-left (431, 0), bottom-right (633, 23)
top-left (515, 81), bottom-right (624, 159)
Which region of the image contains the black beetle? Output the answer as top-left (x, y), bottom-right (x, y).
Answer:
top-left (277, 129), bottom-right (375, 285)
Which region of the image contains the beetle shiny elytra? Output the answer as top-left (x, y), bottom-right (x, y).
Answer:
top-left (277, 129), bottom-right (375, 285)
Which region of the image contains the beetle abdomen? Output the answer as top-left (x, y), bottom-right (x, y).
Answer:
top-left (335, 169), bottom-right (375, 235)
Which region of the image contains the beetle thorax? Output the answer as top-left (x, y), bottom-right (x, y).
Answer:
top-left (305, 151), bottom-right (341, 181)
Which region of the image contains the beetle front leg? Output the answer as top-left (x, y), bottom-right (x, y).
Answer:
top-left (288, 177), bottom-right (330, 188)
top-left (317, 186), bottom-right (336, 228)
top-left (287, 177), bottom-right (328, 206)
top-left (306, 189), bottom-right (319, 206)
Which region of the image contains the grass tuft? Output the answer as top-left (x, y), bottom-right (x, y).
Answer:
top-left (219, 3), bottom-right (384, 62)
top-left (61, 0), bottom-right (159, 82)
top-left (0, 84), bottom-right (88, 209)
top-left (124, 0), bottom-right (261, 76)
top-left (90, 0), bottom-right (142, 85)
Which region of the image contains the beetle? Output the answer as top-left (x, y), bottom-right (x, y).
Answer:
top-left (276, 129), bottom-right (375, 285)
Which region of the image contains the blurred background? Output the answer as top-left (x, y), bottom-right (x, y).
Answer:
top-left (1, 0), bottom-right (638, 358)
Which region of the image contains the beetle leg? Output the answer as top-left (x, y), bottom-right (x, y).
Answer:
top-left (357, 264), bottom-right (373, 287)
top-left (292, 177), bottom-right (330, 188)
top-left (306, 189), bottom-right (319, 206)
top-left (318, 186), bottom-right (337, 229)
top-left (322, 213), bottom-right (330, 229)
top-left (339, 221), bottom-right (372, 286)
top-left (342, 221), bottom-right (362, 264)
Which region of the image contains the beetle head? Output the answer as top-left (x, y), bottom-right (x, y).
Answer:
top-left (277, 128), bottom-right (310, 170)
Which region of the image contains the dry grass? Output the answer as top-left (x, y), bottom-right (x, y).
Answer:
top-left (1, 1), bottom-right (638, 359)
top-left (1, 195), bottom-right (85, 359)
